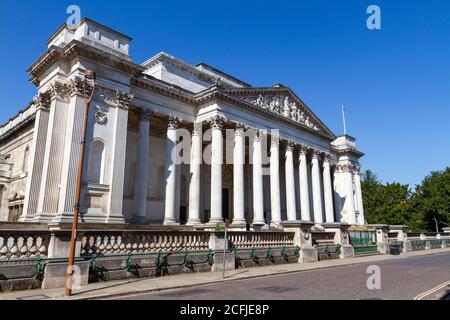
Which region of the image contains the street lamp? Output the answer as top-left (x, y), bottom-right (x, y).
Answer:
top-left (64, 70), bottom-right (96, 297)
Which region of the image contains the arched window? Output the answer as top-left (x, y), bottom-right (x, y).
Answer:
top-left (87, 139), bottom-right (105, 184)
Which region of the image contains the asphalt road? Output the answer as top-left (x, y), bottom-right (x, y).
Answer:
top-left (108, 252), bottom-right (450, 300)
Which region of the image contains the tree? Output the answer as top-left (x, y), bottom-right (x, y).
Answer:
top-left (361, 170), bottom-right (422, 231)
top-left (412, 167), bottom-right (450, 232)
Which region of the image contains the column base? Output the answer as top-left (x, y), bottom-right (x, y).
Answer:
top-left (186, 219), bottom-right (202, 226)
top-left (208, 218), bottom-right (224, 225)
top-left (31, 212), bottom-right (57, 223)
top-left (163, 218), bottom-right (180, 226)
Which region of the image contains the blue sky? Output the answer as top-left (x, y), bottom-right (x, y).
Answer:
top-left (0, 0), bottom-right (449, 187)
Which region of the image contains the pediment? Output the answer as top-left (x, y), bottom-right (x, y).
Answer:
top-left (224, 87), bottom-right (335, 139)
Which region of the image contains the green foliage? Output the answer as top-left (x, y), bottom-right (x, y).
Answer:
top-left (361, 167), bottom-right (450, 232)
top-left (212, 223), bottom-right (225, 232)
top-left (412, 167), bottom-right (450, 231)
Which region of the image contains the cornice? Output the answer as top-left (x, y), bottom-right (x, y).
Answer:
top-left (28, 40), bottom-right (145, 86)
top-left (331, 146), bottom-right (365, 158)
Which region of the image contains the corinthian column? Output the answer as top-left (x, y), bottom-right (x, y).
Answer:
top-left (299, 145), bottom-right (311, 221)
top-left (252, 130), bottom-right (265, 225)
top-left (209, 116), bottom-right (225, 224)
top-left (187, 122), bottom-right (202, 225)
top-left (133, 109), bottom-right (153, 224)
top-left (322, 154), bottom-right (335, 223)
top-left (285, 141), bottom-right (297, 221)
top-left (311, 150), bottom-right (324, 224)
top-left (164, 116), bottom-right (182, 225)
top-left (270, 135), bottom-right (281, 224)
top-left (232, 123), bottom-right (246, 226)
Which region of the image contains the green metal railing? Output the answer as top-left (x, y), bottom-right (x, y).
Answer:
top-left (232, 246), bottom-right (300, 263)
top-left (411, 240), bottom-right (427, 250)
top-left (316, 244), bottom-right (341, 258)
top-left (349, 230), bottom-right (378, 254)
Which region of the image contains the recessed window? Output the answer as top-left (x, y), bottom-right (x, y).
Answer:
top-left (87, 139), bottom-right (105, 184)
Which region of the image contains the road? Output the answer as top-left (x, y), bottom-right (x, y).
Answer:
top-left (107, 252), bottom-right (450, 300)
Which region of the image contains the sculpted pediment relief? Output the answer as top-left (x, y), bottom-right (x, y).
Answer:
top-left (225, 88), bottom-right (333, 138)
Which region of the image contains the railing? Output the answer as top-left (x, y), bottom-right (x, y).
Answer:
top-left (349, 230), bottom-right (378, 255)
top-left (0, 232), bottom-right (50, 260)
top-left (316, 244), bottom-right (341, 260)
top-left (80, 231), bottom-right (211, 256)
top-left (411, 240), bottom-right (426, 250)
top-left (227, 232), bottom-right (295, 249)
top-left (232, 246), bottom-right (300, 265)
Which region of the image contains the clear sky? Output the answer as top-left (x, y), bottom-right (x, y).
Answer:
top-left (0, 0), bottom-right (449, 188)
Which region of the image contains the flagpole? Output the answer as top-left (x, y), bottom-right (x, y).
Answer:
top-left (342, 105), bottom-right (347, 135)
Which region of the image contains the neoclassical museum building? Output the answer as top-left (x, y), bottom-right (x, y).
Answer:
top-left (0, 18), bottom-right (365, 229)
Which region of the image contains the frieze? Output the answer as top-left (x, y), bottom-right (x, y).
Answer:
top-left (242, 94), bottom-right (321, 132)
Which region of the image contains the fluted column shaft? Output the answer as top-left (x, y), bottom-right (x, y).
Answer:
top-left (187, 123), bottom-right (202, 225)
top-left (252, 132), bottom-right (265, 225)
top-left (270, 136), bottom-right (281, 224)
top-left (299, 147), bottom-right (311, 221)
top-left (164, 117), bottom-right (181, 225)
top-left (311, 151), bottom-right (324, 223)
top-left (209, 116), bottom-right (224, 224)
top-left (134, 110), bottom-right (152, 224)
top-left (322, 155), bottom-right (335, 223)
top-left (285, 142), bottom-right (297, 221)
top-left (354, 167), bottom-right (365, 225)
top-left (343, 165), bottom-right (356, 225)
top-left (232, 125), bottom-right (246, 225)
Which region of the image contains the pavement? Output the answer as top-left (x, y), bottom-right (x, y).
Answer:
top-left (1, 247), bottom-right (450, 300)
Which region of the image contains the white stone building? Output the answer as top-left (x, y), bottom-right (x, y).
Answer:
top-left (0, 18), bottom-right (365, 227)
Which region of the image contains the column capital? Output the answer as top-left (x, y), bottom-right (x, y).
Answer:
top-left (285, 140), bottom-right (296, 152)
top-left (312, 149), bottom-right (322, 160)
top-left (49, 81), bottom-right (72, 101)
top-left (167, 115), bottom-right (183, 129)
top-left (336, 163), bottom-right (353, 173)
top-left (68, 76), bottom-right (94, 98)
top-left (299, 144), bottom-right (311, 156)
top-left (137, 109), bottom-right (154, 121)
top-left (191, 122), bottom-right (203, 136)
top-left (208, 115), bottom-right (226, 129)
top-left (253, 128), bottom-right (267, 142)
top-left (235, 122), bottom-right (248, 132)
top-left (32, 92), bottom-right (51, 110)
top-left (98, 87), bottom-right (134, 109)
top-left (322, 153), bottom-right (332, 164)
top-left (270, 134), bottom-right (280, 147)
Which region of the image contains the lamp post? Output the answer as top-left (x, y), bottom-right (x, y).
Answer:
top-left (64, 70), bottom-right (96, 297)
